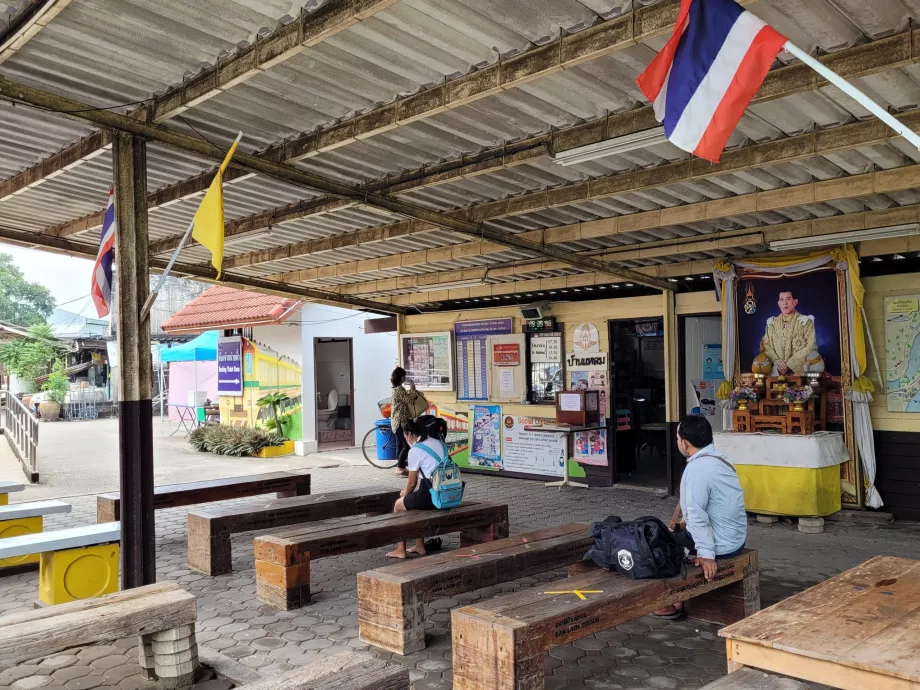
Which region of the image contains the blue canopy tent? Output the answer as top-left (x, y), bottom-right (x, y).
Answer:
top-left (160, 331), bottom-right (218, 425)
top-left (160, 330), bottom-right (218, 362)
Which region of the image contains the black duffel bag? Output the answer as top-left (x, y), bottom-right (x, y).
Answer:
top-left (583, 515), bottom-right (685, 579)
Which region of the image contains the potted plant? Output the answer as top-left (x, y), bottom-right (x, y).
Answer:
top-left (729, 385), bottom-right (758, 411)
top-left (783, 386), bottom-right (813, 412)
top-left (39, 359), bottom-right (69, 422)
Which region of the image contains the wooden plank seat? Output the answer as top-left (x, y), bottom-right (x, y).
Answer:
top-left (0, 480), bottom-right (24, 505)
top-left (236, 651), bottom-right (408, 690)
top-left (0, 499), bottom-right (72, 568)
top-left (0, 582), bottom-right (198, 689)
top-left (358, 522), bottom-right (593, 654)
top-left (187, 487), bottom-right (401, 576)
top-left (0, 522), bottom-right (120, 605)
top-left (451, 549), bottom-right (760, 690)
top-left (97, 470), bottom-right (311, 522)
top-left (255, 501), bottom-right (510, 611)
top-left (700, 668), bottom-right (809, 689)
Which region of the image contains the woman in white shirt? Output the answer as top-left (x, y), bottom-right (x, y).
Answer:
top-left (385, 417), bottom-right (448, 559)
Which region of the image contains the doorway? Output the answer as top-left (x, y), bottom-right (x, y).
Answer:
top-left (314, 338), bottom-right (354, 451)
top-left (609, 319), bottom-right (668, 489)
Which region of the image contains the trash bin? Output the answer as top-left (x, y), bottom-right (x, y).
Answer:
top-left (374, 419), bottom-right (398, 460)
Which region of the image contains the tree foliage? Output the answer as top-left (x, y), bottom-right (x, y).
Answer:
top-left (0, 253), bottom-right (55, 327)
top-left (0, 323), bottom-right (65, 388)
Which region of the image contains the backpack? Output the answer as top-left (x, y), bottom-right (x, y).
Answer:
top-left (415, 441), bottom-right (465, 509)
top-left (584, 515), bottom-right (685, 579)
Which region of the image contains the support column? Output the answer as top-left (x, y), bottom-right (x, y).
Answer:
top-left (662, 290), bottom-right (681, 496)
top-left (113, 133), bottom-right (156, 588)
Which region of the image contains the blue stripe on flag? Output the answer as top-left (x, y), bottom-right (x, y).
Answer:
top-left (662, 0), bottom-right (745, 135)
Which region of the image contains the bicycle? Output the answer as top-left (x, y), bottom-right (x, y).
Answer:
top-left (362, 398), bottom-right (399, 469)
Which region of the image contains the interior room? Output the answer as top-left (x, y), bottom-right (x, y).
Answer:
top-left (314, 338), bottom-right (354, 451)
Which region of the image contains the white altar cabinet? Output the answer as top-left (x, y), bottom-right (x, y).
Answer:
top-left (713, 431), bottom-right (849, 517)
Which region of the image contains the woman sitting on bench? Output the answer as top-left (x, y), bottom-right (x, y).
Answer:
top-left (386, 417), bottom-right (448, 559)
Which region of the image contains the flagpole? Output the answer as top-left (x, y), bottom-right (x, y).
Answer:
top-left (139, 131), bottom-right (243, 323)
top-left (783, 41), bottom-right (920, 153)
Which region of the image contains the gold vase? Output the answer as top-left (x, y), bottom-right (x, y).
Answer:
top-left (791, 401), bottom-right (804, 412)
top-left (737, 400), bottom-right (749, 412)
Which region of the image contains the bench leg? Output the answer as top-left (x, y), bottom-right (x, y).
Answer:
top-left (138, 635), bottom-right (157, 681)
top-left (150, 625), bottom-right (198, 690)
top-left (96, 497), bottom-right (117, 523)
top-left (38, 542), bottom-right (120, 605)
top-left (0, 516), bottom-right (42, 568)
top-left (459, 516), bottom-right (510, 548)
top-left (276, 475), bottom-right (311, 499)
top-left (684, 551), bottom-right (760, 625)
top-left (187, 515), bottom-right (231, 576)
top-left (452, 609), bottom-right (542, 690)
top-left (255, 541), bottom-right (311, 610)
top-left (357, 574), bottom-right (425, 655)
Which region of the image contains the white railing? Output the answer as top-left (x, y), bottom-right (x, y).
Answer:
top-left (0, 390), bottom-right (39, 481)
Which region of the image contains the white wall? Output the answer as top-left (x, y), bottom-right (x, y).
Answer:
top-left (683, 315), bottom-right (724, 432)
top-left (299, 304), bottom-right (397, 454)
top-left (252, 322), bottom-right (301, 363)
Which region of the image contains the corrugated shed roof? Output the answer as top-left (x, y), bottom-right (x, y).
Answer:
top-left (161, 285), bottom-right (302, 333)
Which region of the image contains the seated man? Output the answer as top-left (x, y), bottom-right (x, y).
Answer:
top-left (655, 415), bottom-right (747, 619)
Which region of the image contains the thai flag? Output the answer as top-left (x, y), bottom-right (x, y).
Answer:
top-left (636, 0), bottom-right (787, 163)
top-left (91, 189), bottom-right (116, 318)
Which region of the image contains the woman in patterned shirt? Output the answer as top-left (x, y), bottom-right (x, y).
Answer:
top-left (390, 367), bottom-right (422, 476)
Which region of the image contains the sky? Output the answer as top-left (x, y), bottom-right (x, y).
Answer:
top-left (0, 243), bottom-right (100, 318)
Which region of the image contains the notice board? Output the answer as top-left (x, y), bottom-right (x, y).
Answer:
top-left (400, 332), bottom-right (454, 391)
top-left (501, 414), bottom-right (565, 477)
top-left (455, 318), bottom-right (512, 400)
top-left (487, 333), bottom-right (526, 402)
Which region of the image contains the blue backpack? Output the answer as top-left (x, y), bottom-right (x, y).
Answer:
top-left (416, 442), bottom-right (465, 509)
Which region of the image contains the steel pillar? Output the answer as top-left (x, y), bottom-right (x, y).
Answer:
top-left (113, 133), bottom-right (156, 588)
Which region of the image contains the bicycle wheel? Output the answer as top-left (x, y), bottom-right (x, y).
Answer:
top-left (362, 427), bottom-right (399, 469)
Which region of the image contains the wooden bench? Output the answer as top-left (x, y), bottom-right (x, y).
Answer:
top-left (187, 487), bottom-right (401, 576)
top-left (452, 549), bottom-right (760, 690)
top-left (0, 522), bottom-right (120, 605)
top-left (358, 522), bottom-right (593, 654)
top-left (0, 480), bottom-right (24, 505)
top-left (701, 669), bottom-right (809, 689)
top-left (0, 582), bottom-right (198, 689)
top-left (237, 651), bottom-right (408, 690)
top-left (255, 501), bottom-right (510, 610)
top-left (0, 499), bottom-right (72, 568)
top-left (97, 470), bottom-right (311, 522)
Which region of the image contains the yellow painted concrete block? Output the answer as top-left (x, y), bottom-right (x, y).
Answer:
top-left (256, 440), bottom-right (295, 458)
top-left (38, 542), bottom-right (120, 605)
top-left (0, 494), bottom-right (8, 506)
top-left (0, 516), bottom-right (41, 568)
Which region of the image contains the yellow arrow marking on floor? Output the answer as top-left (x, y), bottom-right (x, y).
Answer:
top-left (544, 589), bottom-right (603, 600)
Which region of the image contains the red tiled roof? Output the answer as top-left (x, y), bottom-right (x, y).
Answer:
top-left (162, 286), bottom-right (302, 334)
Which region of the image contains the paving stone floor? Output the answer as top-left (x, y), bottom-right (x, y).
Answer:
top-left (2, 464), bottom-right (919, 689)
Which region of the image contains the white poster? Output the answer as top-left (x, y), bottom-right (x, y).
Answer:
top-left (499, 368), bottom-right (515, 392)
top-left (501, 415), bottom-right (566, 477)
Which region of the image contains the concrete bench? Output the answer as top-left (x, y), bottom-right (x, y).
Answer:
top-left (97, 470), bottom-right (311, 522)
top-left (0, 582), bottom-right (198, 689)
top-left (358, 522), bottom-right (593, 654)
top-left (700, 668), bottom-right (809, 689)
top-left (451, 549), bottom-right (760, 690)
top-left (0, 499), bottom-right (72, 568)
top-left (255, 501), bottom-right (510, 610)
top-left (0, 522), bottom-right (120, 605)
top-left (0, 480), bottom-right (24, 505)
top-left (187, 487), bottom-right (401, 576)
top-left (237, 651), bottom-right (408, 690)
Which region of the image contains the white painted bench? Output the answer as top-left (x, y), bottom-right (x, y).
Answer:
top-left (0, 499), bottom-right (71, 521)
top-left (0, 481), bottom-right (24, 505)
top-left (0, 582), bottom-right (199, 690)
top-left (0, 522), bottom-right (121, 605)
top-left (0, 499), bottom-right (72, 568)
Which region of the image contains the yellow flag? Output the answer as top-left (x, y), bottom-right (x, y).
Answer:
top-left (192, 136), bottom-right (240, 278)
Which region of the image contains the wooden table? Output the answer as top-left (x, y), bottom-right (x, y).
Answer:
top-left (720, 556), bottom-right (920, 689)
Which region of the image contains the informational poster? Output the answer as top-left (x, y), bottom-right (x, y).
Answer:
top-left (885, 295), bottom-right (920, 412)
top-left (501, 415), bottom-right (566, 477)
top-left (493, 342), bottom-right (520, 366)
top-left (470, 404), bottom-right (502, 467)
top-left (499, 368), bottom-right (515, 392)
top-left (530, 332), bottom-right (562, 363)
top-left (691, 379), bottom-right (717, 417)
top-left (217, 336), bottom-right (243, 396)
top-left (400, 332), bottom-right (454, 391)
top-left (567, 351), bottom-right (609, 418)
top-left (455, 319), bottom-right (512, 400)
top-left (574, 429), bottom-right (608, 466)
top-left (703, 344), bottom-right (724, 380)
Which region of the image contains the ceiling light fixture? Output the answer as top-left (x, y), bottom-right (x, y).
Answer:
top-left (553, 127), bottom-right (668, 166)
top-left (768, 224), bottom-right (920, 251)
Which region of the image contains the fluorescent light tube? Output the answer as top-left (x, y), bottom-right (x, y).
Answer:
top-left (553, 127), bottom-right (668, 166)
top-left (768, 224), bottom-right (920, 251)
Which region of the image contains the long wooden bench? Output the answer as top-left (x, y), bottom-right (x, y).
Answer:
top-left (237, 651), bottom-right (408, 690)
top-left (0, 582), bottom-right (198, 689)
top-left (255, 501), bottom-right (510, 610)
top-left (0, 499), bottom-right (72, 568)
top-left (358, 522), bottom-right (593, 654)
top-left (187, 487), bottom-right (401, 576)
top-left (451, 549), bottom-right (760, 690)
top-left (97, 470), bottom-right (311, 522)
top-left (700, 669), bottom-right (809, 689)
top-left (0, 522), bottom-right (120, 605)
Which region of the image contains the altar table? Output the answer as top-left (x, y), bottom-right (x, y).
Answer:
top-left (713, 431), bottom-right (848, 517)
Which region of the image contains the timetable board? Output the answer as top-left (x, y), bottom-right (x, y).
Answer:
top-left (400, 332), bottom-right (454, 391)
top-left (455, 318), bottom-right (512, 400)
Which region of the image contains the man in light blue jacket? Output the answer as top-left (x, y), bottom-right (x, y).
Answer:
top-left (655, 415), bottom-right (747, 620)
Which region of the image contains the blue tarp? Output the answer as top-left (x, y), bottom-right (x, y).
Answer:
top-left (160, 330), bottom-right (218, 362)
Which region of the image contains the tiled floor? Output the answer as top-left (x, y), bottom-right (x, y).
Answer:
top-left (2, 464), bottom-right (919, 689)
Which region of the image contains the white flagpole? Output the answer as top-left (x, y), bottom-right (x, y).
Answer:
top-left (783, 41), bottom-right (920, 153)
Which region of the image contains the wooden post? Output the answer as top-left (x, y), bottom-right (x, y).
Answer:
top-left (113, 133), bottom-right (156, 588)
top-left (662, 290), bottom-right (681, 495)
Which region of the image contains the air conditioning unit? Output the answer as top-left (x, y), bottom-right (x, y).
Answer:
top-left (520, 302), bottom-right (549, 320)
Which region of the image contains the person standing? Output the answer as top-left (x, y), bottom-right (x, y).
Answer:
top-left (655, 415), bottom-right (746, 619)
top-left (389, 367), bottom-right (423, 476)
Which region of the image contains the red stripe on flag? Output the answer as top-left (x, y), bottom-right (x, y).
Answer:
top-left (693, 25), bottom-right (786, 163)
top-left (636, 0), bottom-right (694, 102)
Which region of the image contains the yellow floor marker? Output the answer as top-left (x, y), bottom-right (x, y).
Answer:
top-left (38, 542), bottom-right (120, 605)
top-left (0, 516), bottom-right (42, 567)
top-left (544, 589), bottom-right (603, 601)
